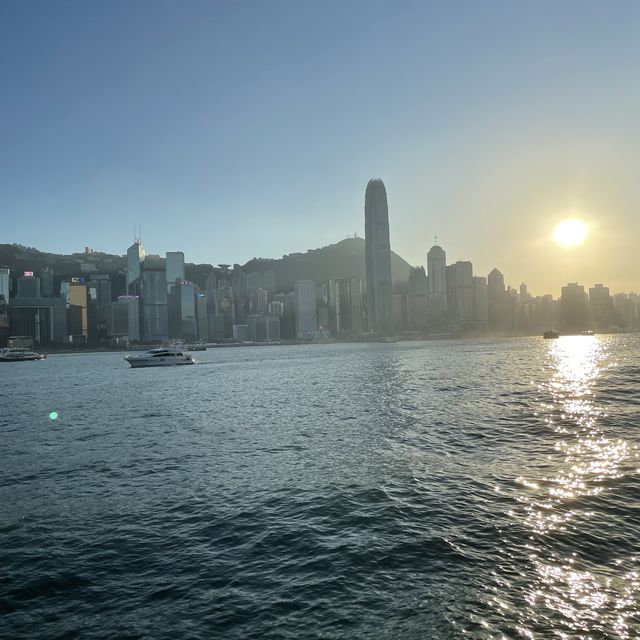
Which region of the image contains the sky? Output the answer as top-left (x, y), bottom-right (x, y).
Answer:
top-left (1, 0), bottom-right (639, 295)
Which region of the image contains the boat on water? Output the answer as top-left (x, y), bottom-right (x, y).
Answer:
top-left (187, 342), bottom-right (207, 351)
top-left (0, 347), bottom-right (47, 362)
top-left (543, 330), bottom-right (560, 339)
top-left (124, 348), bottom-right (196, 368)
top-left (581, 329), bottom-right (595, 336)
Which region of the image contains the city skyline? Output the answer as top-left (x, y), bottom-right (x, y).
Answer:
top-left (2, 1), bottom-right (640, 294)
top-left (1, 229), bottom-right (637, 301)
top-left (1, 172), bottom-right (639, 351)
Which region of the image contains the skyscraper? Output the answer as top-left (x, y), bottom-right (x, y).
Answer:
top-left (166, 251), bottom-right (185, 290)
top-left (560, 282), bottom-right (588, 332)
top-left (407, 267), bottom-right (428, 330)
top-left (446, 260), bottom-right (474, 324)
top-left (294, 280), bottom-right (317, 339)
top-left (0, 268), bottom-right (10, 301)
top-left (141, 269), bottom-right (168, 341)
top-left (127, 240), bottom-right (145, 296)
top-left (427, 244), bottom-right (447, 326)
top-left (364, 179), bottom-right (392, 334)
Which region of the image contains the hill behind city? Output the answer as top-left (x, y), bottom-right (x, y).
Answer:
top-left (0, 237), bottom-right (412, 294)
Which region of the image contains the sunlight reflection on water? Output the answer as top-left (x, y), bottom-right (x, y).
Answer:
top-left (514, 336), bottom-right (640, 638)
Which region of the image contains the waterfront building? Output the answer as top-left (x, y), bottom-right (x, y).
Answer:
top-left (209, 286), bottom-right (235, 340)
top-left (68, 281), bottom-right (89, 340)
top-left (487, 268), bottom-right (514, 331)
top-left (364, 179), bottom-right (392, 334)
top-left (392, 293), bottom-right (407, 332)
top-left (269, 300), bottom-right (284, 318)
top-left (117, 295), bottom-right (140, 342)
top-left (141, 269), bottom-right (168, 341)
top-left (294, 280), bottom-right (317, 339)
top-left (560, 282), bottom-right (588, 333)
top-left (232, 324), bottom-right (249, 342)
top-left (0, 268), bottom-right (10, 301)
top-left (17, 273), bottom-right (41, 299)
top-left (249, 288), bottom-right (268, 314)
top-left (89, 275), bottom-right (112, 314)
top-left (232, 266), bottom-right (248, 300)
top-left (427, 244), bottom-right (447, 326)
top-left (446, 261), bottom-right (474, 324)
top-left (60, 281), bottom-right (70, 304)
top-left (8, 296), bottom-right (67, 344)
top-left (263, 271), bottom-right (277, 299)
top-left (589, 284), bottom-right (617, 330)
top-left (127, 240), bottom-right (145, 296)
top-left (197, 294), bottom-right (208, 340)
top-left (247, 272), bottom-right (263, 297)
top-left (327, 277), bottom-right (363, 337)
top-left (175, 281), bottom-right (198, 341)
top-left (205, 271), bottom-right (217, 293)
top-left (274, 291), bottom-right (296, 340)
top-left (41, 268), bottom-right (54, 297)
top-left (612, 293), bottom-right (640, 329)
top-left (166, 252), bottom-right (185, 291)
top-left (247, 314), bottom-right (281, 342)
top-left (472, 276), bottom-right (489, 326)
top-left (407, 267), bottom-right (428, 330)
top-left (0, 293), bottom-right (8, 346)
top-left (107, 300), bottom-right (130, 338)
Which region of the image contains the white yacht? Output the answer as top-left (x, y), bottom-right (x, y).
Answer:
top-left (124, 348), bottom-right (196, 368)
top-left (0, 347), bottom-right (47, 362)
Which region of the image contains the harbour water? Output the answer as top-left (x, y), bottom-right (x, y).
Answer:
top-left (1, 336), bottom-right (639, 638)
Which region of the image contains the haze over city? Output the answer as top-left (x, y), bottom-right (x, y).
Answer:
top-left (2, 1), bottom-right (639, 295)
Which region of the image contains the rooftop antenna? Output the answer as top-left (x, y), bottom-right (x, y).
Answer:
top-left (434, 233), bottom-right (438, 245)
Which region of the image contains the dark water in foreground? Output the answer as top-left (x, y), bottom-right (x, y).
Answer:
top-left (1, 336), bottom-right (639, 639)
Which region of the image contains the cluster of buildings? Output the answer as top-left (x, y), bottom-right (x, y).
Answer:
top-left (1, 179), bottom-right (638, 348)
top-left (361, 179), bottom-right (640, 336)
top-left (0, 243), bottom-right (364, 347)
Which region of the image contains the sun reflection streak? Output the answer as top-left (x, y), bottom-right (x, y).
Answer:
top-left (506, 336), bottom-right (640, 638)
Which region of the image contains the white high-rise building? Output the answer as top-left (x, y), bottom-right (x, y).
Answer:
top-left (294, 280), bottom-right (317, 339)
top-left (364, 179), bottom-right (392, 334)
top-left (427, 244), bottom-right (447, 325)
top-left (127, 240), bottom-right (145, 295)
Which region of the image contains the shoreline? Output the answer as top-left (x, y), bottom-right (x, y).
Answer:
top-left (32, 329), bottom-right (639, 356)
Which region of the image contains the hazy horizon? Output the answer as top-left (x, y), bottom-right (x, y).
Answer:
top-left (2, 0), bottom-right (639, 294)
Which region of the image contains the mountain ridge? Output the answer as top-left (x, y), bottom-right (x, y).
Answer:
top-left (0, 237), bottom-right (412, 293)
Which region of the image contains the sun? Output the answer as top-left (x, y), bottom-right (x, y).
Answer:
top-left (552, 218), bottom-right (588, 248)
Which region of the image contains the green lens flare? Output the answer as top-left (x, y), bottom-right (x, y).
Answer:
top-left (49, 411), bottom-right (59, 421)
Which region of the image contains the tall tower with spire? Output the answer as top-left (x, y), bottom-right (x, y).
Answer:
top-left (364, 179), bottom-right (392, 334)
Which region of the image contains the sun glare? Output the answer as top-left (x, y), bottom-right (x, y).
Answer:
top-left (552, 218), bottom-right (588, 248)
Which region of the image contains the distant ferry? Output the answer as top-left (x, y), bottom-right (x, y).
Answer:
top-left (581, 330), bottom-right (595, 336)
top-left (543, 331), bottom-right (560, 339)
top-left (125, 348), bottom-right (196, 368)
top-left (0, 347), bottom-right (47, 362)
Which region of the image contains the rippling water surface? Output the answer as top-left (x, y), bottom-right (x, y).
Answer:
top-left (2, 336), bottom-right (639, 638)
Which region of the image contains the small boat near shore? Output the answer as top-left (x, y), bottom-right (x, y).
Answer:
top-left (543, 330), bottom-right (560, 339)
top-left (0, 347), bottom-right (47, 362)
top-left (125, 348), bottom-right (196, 368)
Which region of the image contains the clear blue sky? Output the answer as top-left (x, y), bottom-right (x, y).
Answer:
top-left (2, 0), bottom-right (639, 293)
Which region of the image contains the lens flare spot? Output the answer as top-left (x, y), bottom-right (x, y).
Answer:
top-left (49, 411), bottom-right (59, 421)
